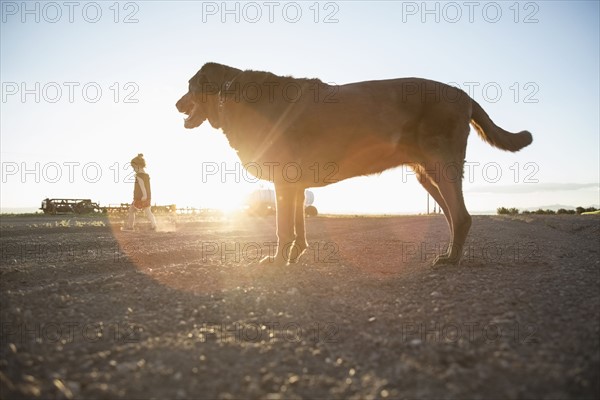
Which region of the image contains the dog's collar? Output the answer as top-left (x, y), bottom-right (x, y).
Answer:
top-left (217, 75), bottom-right (241, 128)
top-left (217, 82), bottom-right (229, 129)
top-left (218, 81), bottom-right (232, 112)
top-left (218, 74), bottom-right (241, 119)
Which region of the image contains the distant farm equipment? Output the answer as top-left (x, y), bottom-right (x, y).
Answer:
top-left (102, 203), bottom-right (177, 214)
top-left (245, 189), bottom-right (318, 217)
top-left (40, 198), bottom-right (176, 215)
top-left (40, 198), bottom-right (102, 215)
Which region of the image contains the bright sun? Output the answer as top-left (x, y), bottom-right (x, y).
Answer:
top-left (146, 125), bottom-right (270, 213)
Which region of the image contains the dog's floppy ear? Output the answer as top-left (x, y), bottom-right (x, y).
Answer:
top-left (188, 67), bottom-right (217, 96)
top-left (190, 63), bottom-right (241, 95)
top-left (199, 63), bottom-right (228, 85)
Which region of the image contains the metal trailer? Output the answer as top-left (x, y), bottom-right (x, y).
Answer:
top-left (101, 203), bottom-right (177, 214)
top-left (151, 204), bottom-right (177, 214)
top-left (40, 198), bottom-right (102, 215)
top-left (40, 199), bottom-right (177, 215)
top-left (102, 203), bottom-right (132, 214)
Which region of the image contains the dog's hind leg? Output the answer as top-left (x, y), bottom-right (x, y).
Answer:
top-left (288, 188), bottom-right (309, 263)
top-left (413, 164), bottom-right (452, 257)
top-left (260, 183), bottom-right (297, 267)
top-left (413, 164), bottom-right (452, 226)
top-left (428, 158), bottom-right (472, 266)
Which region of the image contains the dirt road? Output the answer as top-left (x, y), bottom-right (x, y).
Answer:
top-left (1, 214), bottom-right (598, 399)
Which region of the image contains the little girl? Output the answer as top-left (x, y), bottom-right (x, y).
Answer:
top-left (123, 153), bottom-right (157, 231)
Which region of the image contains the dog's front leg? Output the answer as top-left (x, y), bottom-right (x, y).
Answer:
top-left (259, 183), bottom-right (297, 267)
top-left (288, 187), bottom-right (309, 263)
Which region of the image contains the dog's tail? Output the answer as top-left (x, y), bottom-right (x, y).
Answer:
top-left (470, 100), bottom-right (532, 152)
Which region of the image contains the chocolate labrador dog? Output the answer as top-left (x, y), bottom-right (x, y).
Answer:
top-left (176, 63), bottom-right (532, 266)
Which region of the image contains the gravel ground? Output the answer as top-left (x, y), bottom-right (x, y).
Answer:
top-left (1, 213), bottom-right (599, 399)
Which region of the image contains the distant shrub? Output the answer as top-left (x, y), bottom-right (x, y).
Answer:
top-left (533, 209), bottom-right (556, 215)
top-left (575, 206), bottom-right (597, 215)
top-left (557, 208), bottom-right (576, 215)
top-left (500, 207), bottom-right (595, 216)
top-left (497, 207), bottom-right (519, 215)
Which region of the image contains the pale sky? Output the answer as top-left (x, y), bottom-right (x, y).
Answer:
top-left (1, 1), bottom-right (599, 213)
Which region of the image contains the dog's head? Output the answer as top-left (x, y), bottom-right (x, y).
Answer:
top-left (176, 63), bottom-right (242, 129)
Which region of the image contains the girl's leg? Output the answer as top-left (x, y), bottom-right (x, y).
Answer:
top-left (126, 203), bottom-right (136, 229)
top-left (144, 207), bottom-right (157, 229)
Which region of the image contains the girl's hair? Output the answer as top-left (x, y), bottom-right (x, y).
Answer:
top-left (130, 153), bottom-right (146, 168)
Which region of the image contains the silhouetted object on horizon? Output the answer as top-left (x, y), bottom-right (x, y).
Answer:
top-left (245, 189), bottom-right (317, 217)
top-left (40, 198), bottom-right (101, 215)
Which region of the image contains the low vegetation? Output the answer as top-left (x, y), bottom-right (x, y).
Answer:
top-left (497, 206), bottom-right (598, 215)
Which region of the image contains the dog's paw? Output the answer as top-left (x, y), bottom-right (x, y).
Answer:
top-left (431, 254), bottom-right (460, 267)
top-left (287, 242), bottom-right (309, 264)
top-left (259, 255), bottom-right (289, 267)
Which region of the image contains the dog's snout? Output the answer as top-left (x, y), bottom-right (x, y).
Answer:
top-left (176, 93), bottom-right (190, 113)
